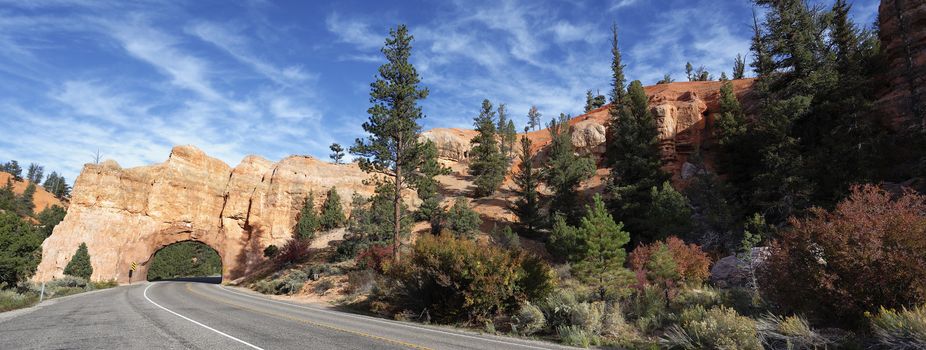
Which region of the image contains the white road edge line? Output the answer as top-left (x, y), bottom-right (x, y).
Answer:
top-left (217, 285), bottom-right (569, 350)
top-left (144, 283), bottom-right (265, 350)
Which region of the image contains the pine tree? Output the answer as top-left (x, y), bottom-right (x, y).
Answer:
top-left (571, 194), bottom-right (633, 298)
top-left (733, 53), bottom-right (746, 79)
top-left (414, 140), bottom-right (450, 222)
top-left (685, 62), bottom-right (694, 81)
top-left (296, 192), bottom-right (319, 240)
top-left (43, 172), bottom-right (69, 199)
top-left (37, 205), bottom-right (67, 237)
top-left (0, 212), bottom-right (43, 286)
top-left (26, 163), bottom-right (43, 184)
top-left (2, 161), bottom-right (22, 181)
top-left (543, 114), bottom-right (595, 222)
top-left (320, 187), bottom-right (346, 230)
top-left (513, 136), bottom-right (542, 237)
top-left (504, 119), bottom-right (517, 160)
top-left (526, 105), bottom-right (541, 132)
top-left (329, 143), bottom-right (345, 164)
top-left (608, 80), bottom-right (669, 243)
top-left (645, 181), bottom-right (692, 240)
top-left (349, 25), bottom-right (430, 261)
top-left (444, 197), bottom-right (481, 238)
top-left (0, 178), bottom-right (14, 212)
top-left (584, 90), bottom-right (606, 112)
top-left (605, 23), bottom-right (627, 167)
top-left (496, 104), bottom-right (517, 161)
top-left (16, 183), bottom-right (36, 216)
top-left (64, 242), bottom-right (92, 279)
top-left (468, 99), bottom-right (506, 197)
top-left (656, 74), bottom-right (674, 84)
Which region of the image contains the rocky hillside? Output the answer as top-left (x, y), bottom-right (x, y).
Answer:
top-left (0, 171), bottom-right (65, 212)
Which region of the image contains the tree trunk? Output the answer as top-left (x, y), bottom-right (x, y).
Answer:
top-left (393, 163), bottom-right (402, 263)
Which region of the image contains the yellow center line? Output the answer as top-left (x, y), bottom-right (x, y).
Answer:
top-left (183, 283), bottom-right (431, 350)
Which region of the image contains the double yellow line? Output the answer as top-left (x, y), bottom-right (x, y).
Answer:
top-left (184, 283), bottom-right (431, 350)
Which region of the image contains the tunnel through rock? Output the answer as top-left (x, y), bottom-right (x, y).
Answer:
top-left (146, 241), bottom-right (223, 282)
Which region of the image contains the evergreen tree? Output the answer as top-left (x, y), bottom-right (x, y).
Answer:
top-left (513, 136), bottom-right (542, 237)
top-left (37, 205), bottom-right (66, 237)
top-left (504, 119), bottom-right (517, 160)
top-left (0, 212), bottom-right (42, 286)
top-left (64, 242), bottom-right (92, 279)
top-left (329, 143), bottom-right (345, 164)
top-left (733, 53), bottom-right (746, 79)
top-left (16, 183), bottom-right (36, 216)
top-left (496, 104), bottom-right (517, 161)
top-left (1, 161), bottom-right (22, 181)
top-left (320, 187), bottom-right (346, 230)
top-left (349, 25), bottom-right (430, 261)
top-left (468, 99), bottom-right (507, 197)
top-left (608, 80), bottom-right (670, 243)
top-left (644, 181), bottom-right (692, 241)
top-left (685, 154), bottom-right (738, 251)
top-left (584, 90), bottom-right (606, 112)
top-left (605, 23), bottom-right (627, 167)
top-left (526, 105), bottom-right (541, 132)
top-left (571, 194), bottom-right (633, 298)
top-left (0, 178), bottom-right (14, 212)
top-left (444, 197), bottom-right (481, 238)
top-left (25, 163), bottom-right (43, 184)
top-left (714, 80), bottom-right (757, 195)
top-left (43, 172), bottom-right (69, 199)
top-left (296, 192), bottom-right (319, 240)
top-left (543, 114), bottom-right (595, 222)
top-left (414, 140), bottom-right (450, 222)
top-left (656, 74), bottom-right (674, 84)
top-left (547, 213), bottom-right (581, 261)
top-left (685, 62), bottom-right (694, 81)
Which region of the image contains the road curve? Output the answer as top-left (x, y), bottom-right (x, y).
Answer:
top-left (0, 279), bottom-right (575, 349)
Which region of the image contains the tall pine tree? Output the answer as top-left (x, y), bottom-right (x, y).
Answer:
top-left (320, 187), bottom-right (346, 230)
top-left (296, 192), bottom-right (319, 240)
top-left (543, 114), bottom-right (595, 222)
top-left (526, 105), bottom-right (542, 132)
top-left (513, 136), bottom-right (542, 237)
top-left (414, 140), bottom-right (450, 222)
top-left (468, 99), bottom-right (507, 197)
top-left (350, 25), bottom-right (430, 261)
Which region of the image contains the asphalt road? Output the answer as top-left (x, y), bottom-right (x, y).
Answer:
top-left (0, 278), bottom-right (575, 349)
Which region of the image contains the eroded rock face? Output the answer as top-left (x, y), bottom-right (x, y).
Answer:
top-left (876, 0), bottom-right (926, 128)
top-left (35, 145), bottom-right (374, 283)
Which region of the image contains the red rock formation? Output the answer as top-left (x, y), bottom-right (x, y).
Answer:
top-left (876, 0), bottom-right (926, 129)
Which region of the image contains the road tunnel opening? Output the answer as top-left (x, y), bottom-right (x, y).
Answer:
top-left (146, 240), bottom-right (223, 282)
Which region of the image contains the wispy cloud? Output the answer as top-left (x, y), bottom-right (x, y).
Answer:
top-left (325, 12), bottom-right (383, 50)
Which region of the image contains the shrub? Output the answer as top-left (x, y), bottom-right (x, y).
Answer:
top-left (629, 236), bottom-right (711, 291)
top-left (557, 325), bottom-right (593, 348)
top-left (388, 233), bottom-right (554, 324)
top-left (346, 269), bottom-right (375, 295)
top-left (601, 302), bottom-right (635, 340)
top-left (761, 185), bottom-right (926, 326)
top-left (91, 279), bottom-right (118, 289)
top-left (539, 288), bottom-right (581, 330)
top-left (492, 225), bottom-right (520, 249)
top-left (263, 245), bottom-right (279, 258)
top-left (870, 305), bottom-right (926, 349)
top-left (628, 285), bottom-right (669, 333)
top-left (511, 302), bottom-right (545, 335)
top-left (356, 244), bottom-right (393, 273)
top-left (0, 212), bottom-right (43, 287)
top-left (660, 305), bottom-right (761, 350)
top-left (0, 289), bottom-right (37, 312)
top-left (314, 279), bottom-right (335, 295)
top-left (758, 314), bottom-right (831, 349)
top-left (444, 197), bottom-right (482, 237)
top-left (569, 301), bottom-right (604, 335)
top-left (63, 242), bottom-right (93, 279)
top-left (671, 286), bottom-right (722, 312)
top-left (48, 275), bottom-right (88, 289)
top-left (254, 270), bottom-right (307, 295)
top-left (305, 263), bottom-right (343, 280)
top-left (275, 238), bottom-right (311, 267)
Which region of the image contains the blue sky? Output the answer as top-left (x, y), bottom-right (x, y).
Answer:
top-left (0, 0), bottom-right (879, 182)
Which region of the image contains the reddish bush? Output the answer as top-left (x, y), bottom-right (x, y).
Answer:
top-left (761, 185), bottom-right (926, 327)
top-left (275, 238), bottom-right (311, 267)
top-left (629, 236), bottom-right (712, 290)
top-left (356, 244), bottom-right (394, 273)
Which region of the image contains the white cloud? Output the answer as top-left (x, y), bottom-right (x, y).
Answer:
top-left (609, 0), bottom-right (640, 11)
top-left (325, 13), bottom-right (383, 50)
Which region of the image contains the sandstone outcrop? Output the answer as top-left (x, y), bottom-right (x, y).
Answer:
top-left (876, 0), bottom-right (926, 128)
top-left (35, 145), bottom-right (374, 283)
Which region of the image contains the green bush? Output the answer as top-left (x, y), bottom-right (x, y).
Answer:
top-left (314, 279), bottom-right (335, 294)
top-left (346, 269), bottom-right (375, 295)
top-left (511, 302), bottom-right (545, 336)
top-left (444, 197), bottom-right (482, 237)
top-left (253, 270), bottom-right (308, 295)
top-left (757, 314), bottom-right (830, 349)
top-left (628, 285), bottom-right (669, 334)
top-left (0, 211), bottom-right (43, 287)
top-left (557, 325), bottom-right (593, 348)
top-left (539, 288), bottom-right (581, 330)
top-left (570, 301), bottom-right (604, 335)
top-left (387, 233), bottom-right (554, 324)
top-left (91, 279), bottom-right (118, 289)
top-left (870, 305), bottom-right (926, 349)
top-left (660, 305), bottom-right (761, 350)
top-left (601, 302), bottom-right (637, 342)
top-left (0, 289), bottom-right (38, 312)
top-left (671, 287), bottom-right (722, 312)
top-left (263, 245), bottom-right (279, 258)
top-left (47, 275), bottom-right (88, 289)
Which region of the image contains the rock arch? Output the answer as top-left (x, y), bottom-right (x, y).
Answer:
top-left (34, 145), bottom-right (375, 284)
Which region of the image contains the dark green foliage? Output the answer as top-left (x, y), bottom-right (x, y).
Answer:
top-left (25, 163), bottom-right (43, 184)
top-left (263, 244), bottom-right (279, 258)
top-left (1, 161), bottom-right (22, 181)
top-left (513, 136), bottom-right (542, 237)
top-left (64, 242), bottom-right (92, 280)
top-left (320, 187), bottom-right (346, 230)
top-left (543, 114), bottom-right (595, 222)
top-left (608, 79), bottom-right (670, 243)
top-left (497, 104), bottom-right (518, 161)
top-left (329, 143), bottom-right (345, 164)
top-left (16, 183), bottom-right (36, 217)
top-left (0, 211), bottom-right (42, 287)
top-left (584, 90), bottom-right (606, 112)
top-left (605, 23), bottom-right (627, 167)
top-left (444, 197), bottom-right (482, 237)
top-left (685, 62), bottom-right (694, 81)
top-left (685, 157), bottom-right (738, 251)
top-left (733, 54), bottom-right (746, 79)
top-left (414, 140), bottom-right (450, 222)
top-left (42, 172), bottom-right (70, 200)
top-left (469, 99), bottom-right (507, 197)
top-left (0, 178), bottom-right (15, 212)
top-left (546, 213), bottom-right (581, 261)
top-left (571, 194), bottom-right (633, 297)
top-left (295, 192), bottom-right (319, 240)
top-left (147, 241), bottom-right (222, 281)
top-left (645, 182), bottom-right (692, 241)
top-left (349, 24), bottom-right (429, 261)
top-left (656, 74), bottom-right (674, 84)
top-left (491, 225), bottom-right (520, 249)
top-left (36, 205), bottom-right (66, 237)
top-left (526, 105), bottom-right (541, 132)
top-left (336, 185), bottom-right (411, 261)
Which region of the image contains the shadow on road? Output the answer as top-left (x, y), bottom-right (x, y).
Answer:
top-left (150, 276), bottom-right (222, 284)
